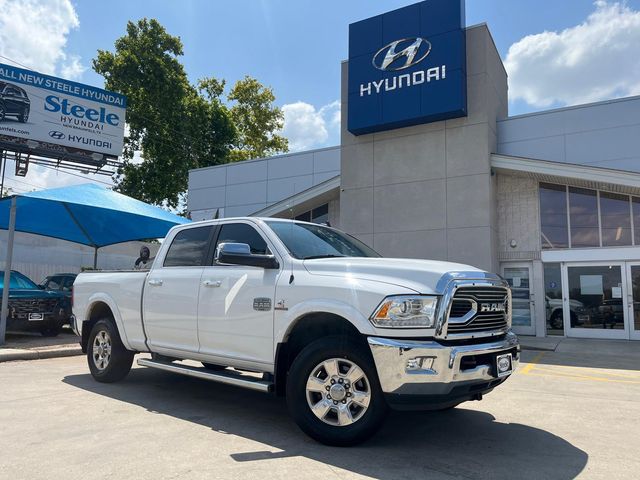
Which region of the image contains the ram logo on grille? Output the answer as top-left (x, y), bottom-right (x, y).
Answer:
top-left (479, 302), bottom-right (506, 313)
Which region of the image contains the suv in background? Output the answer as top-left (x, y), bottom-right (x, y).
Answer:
top-left (1, 270), bottom-right (67, 336)
top-left (0, 81), bottom-right (30, 123)
top-left (39, 273), bottom-right (77, 325)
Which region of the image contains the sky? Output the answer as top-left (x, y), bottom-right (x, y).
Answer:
top-left (1, 0), bottom-right (640, 192)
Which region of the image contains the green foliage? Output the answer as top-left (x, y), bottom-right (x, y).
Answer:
top-left (228, 76), bottom-right (288, 162)
top-left (93, 19), bottom-right (287, 208)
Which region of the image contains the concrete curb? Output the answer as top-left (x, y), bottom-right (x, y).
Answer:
top-left (0, 346), bottom-right (83, 363)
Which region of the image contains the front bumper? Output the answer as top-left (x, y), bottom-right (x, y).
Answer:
top-left (368, 331), bottom-right (519, 408)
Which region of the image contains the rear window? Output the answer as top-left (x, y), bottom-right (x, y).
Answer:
top-left (163, 226), bottom-right (213, 267)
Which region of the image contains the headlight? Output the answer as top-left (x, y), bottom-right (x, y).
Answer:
top-left (370, 295), bottom-right (438, 328)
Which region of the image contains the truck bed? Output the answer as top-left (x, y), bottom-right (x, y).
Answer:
top-left (73, 270), bottom-right (149, 351)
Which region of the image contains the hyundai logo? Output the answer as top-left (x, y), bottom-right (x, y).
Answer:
top-left (372, 37), bottom-right (432, 71)
top-left (49, 130), bottom-right (65, 140)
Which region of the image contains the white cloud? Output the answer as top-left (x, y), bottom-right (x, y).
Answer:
top-left (505, 1), bottom-right (640, 108)
top-left (0, 0), bottom-right (84, 79)
top-left (282, 100), bottom-right (341, 152)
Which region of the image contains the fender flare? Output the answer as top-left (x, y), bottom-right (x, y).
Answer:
top-left (275, 298), bottom-right (376, 345)
top-left (84, 293), bottom-right (132, 350)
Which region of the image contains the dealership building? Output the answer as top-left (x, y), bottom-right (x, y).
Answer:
top-left (187, 1), bottom-right (640, 341)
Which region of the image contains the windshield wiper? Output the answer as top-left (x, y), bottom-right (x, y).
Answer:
top-left (302, 254), bottom-right (347, 260)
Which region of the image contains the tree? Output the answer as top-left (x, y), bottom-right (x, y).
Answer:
top-left (93, 19), bottom-right (236, 208)
top-left (94, 19), bottom-right (288, 207)
top-left (228, 76), bottom-right (289, 162)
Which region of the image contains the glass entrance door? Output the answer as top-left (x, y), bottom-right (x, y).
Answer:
top-left (562, 263), bottom-right (629, 340)
top-left (502, 264), bottom-right (535, 335)
top-left (625, 263), bottom-right (640, 340)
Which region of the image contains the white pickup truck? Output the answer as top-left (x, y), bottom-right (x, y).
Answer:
top-left (72, 217), bottom-right (519, 446)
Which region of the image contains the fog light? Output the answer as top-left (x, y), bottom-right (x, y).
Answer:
top-left (406, 356), bottom-right (435, 371)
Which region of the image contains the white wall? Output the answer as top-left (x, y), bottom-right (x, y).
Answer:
top-left (497, 96), bottom-right (640, 172)
top-left (0, 230), bottom-right (159, 283)
top-left (188, 146), bottom-right (340, 220)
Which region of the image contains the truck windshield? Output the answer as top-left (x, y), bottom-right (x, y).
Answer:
top-left (266, 221), bottom-right (381, 260)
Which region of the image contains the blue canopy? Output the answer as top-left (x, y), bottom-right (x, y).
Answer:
top-left (0, 183), bottom-right (189, 247)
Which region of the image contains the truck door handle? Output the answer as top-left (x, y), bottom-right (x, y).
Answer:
top-left (203, 279), bottom-right (222, 288)
top-left (148, 279), bottom-right (163, 286)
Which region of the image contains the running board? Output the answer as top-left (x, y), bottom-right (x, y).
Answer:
top-left (137, 358), bottom-right (273, 393)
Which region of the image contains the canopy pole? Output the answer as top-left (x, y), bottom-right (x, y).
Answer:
top-left (93, 247), bottom-right (98, 269)
top-left (0, 150), bottom-right (6, 198)
top-left (0, 196), bottom-right (17, 345)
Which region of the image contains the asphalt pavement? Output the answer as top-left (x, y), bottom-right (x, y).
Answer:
top-left (1, 348), bottom-right (638, 480)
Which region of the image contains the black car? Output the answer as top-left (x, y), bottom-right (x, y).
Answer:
top-left (1, 270), bottom-right (66, 336)
top-left (39, 273), bottom-right (76, 325)
top-left (0, 81), bottom-right (30, 123)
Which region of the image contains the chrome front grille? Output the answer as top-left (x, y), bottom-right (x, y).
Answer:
top-left (446, 287), bottom-right (509, 336)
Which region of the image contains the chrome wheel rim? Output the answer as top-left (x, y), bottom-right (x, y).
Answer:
top-left (92, 330), bottom-right (112, 371)
top-left (306, 358), bottom-right (371, 426)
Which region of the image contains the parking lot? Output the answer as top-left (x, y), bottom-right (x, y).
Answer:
top-left (1, 346), bottom-right (638, 480)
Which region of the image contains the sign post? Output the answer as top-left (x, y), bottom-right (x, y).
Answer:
top-left (0, 195), bottom-right (17, 345)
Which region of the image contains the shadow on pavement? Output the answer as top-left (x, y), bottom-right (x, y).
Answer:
top-left (521, 343), bottom-right (640, 372)
top-left (3, 328), bottom-right (78, 349)
top-left (64, 366), bottom-right (587, 480)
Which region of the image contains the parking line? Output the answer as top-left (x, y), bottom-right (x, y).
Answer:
top-left (520, 351), bottom-right (546, 374)
top-left (526, 369), bottom-right (640, 385)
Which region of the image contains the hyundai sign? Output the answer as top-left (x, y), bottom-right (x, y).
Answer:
top-left (347, 0), bottom-right (466, 135)
top-left (0, 62), bottom-right (126, 159)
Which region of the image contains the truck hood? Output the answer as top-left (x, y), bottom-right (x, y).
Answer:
top-left (0, 288), bottom-right (65, 300)
top-left (302, 257), bottom-right (485, 294)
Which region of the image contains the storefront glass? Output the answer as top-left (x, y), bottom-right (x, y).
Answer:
top-left (544, 263), bottom-right (564, 335)
top-left (569, 187), bottom-right (599, 248)
top-left (503, 266), bottom-right (532, 328)
top-left (540, 183), bottom-right (569, 249)
top-left (600, 192), bottom-right (631, 246)
top-left (567, 265), bottom-right (624, 330)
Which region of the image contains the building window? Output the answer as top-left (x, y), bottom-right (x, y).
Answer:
top-left (295, 203), bottom-right (329, 224)
top-left (633, 197), bottom-right (640, 244)
top-left (600, 192), bottom-right (631, 246)
top-left (540, 183), bottom-right (569, 249)
top-left (568, 187), bottom-right (599, 248)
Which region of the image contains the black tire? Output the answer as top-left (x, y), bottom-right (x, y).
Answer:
top-left (40, 324), bottom-right (61, 337)
top-left (87, 319), bottom-right (134, 383)
top-left (0, 104), bottom-right (5, 122)
top-left (18, 108), bottom-right (29, 123)
top-left (201, 362), bottom-right (226, 371)
top-left (286, 335), bottom-right (388, 446)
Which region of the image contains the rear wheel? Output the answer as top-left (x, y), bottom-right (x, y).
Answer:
top-left (0, 104), bottom-right (5, 121)
top-left (87, 319), bottom-right (134, 383)
top-left (286, 336), bottom-right (388, 446)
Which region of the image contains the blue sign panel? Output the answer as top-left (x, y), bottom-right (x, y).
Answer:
top-left (347, 0), bottom-right (466, 136)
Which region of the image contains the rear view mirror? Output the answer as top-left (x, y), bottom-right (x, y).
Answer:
top-left (215, 242), bottom-right (279, 269)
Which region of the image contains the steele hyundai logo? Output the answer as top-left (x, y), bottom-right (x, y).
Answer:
top-left (372, 37), bottom-right (431, 71)
top-left (48, 130), bottom-right (65, 140)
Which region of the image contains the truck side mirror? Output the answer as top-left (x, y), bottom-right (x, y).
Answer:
top-left (215, 242), bottom-right (279, 270)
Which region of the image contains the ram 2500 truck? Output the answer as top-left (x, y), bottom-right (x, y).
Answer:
top-left (72, 217), bottom-right (519, 446)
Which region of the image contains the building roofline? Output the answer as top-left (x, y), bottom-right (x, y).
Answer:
top-left (491, 153), bottom-right (640, 193)
top-left (251, 175), bottom-right (340, 217)
top-left (500, 94), bottom-right (640, 123)
top-left (189, 145), bottom-right (340, 174)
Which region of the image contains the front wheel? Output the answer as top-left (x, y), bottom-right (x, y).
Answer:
top-left (87, 319), bottom-right (134, 383)
top-left (286, 336), bottom-right (388, 446)
top-left (18, 108), bottom-right (29, 123)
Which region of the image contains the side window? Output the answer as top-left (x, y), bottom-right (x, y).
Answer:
top-left (163, 226), bottom-right (213, 267)
top-left (215, 223), bottom-right (269, 256)
top-left (47, 277), bottom-right (63, 290)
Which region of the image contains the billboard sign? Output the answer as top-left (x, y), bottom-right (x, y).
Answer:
top-left (347, 0), bottom-right (466, 135)
top-left (0, 62), bottom-right (126, 160)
